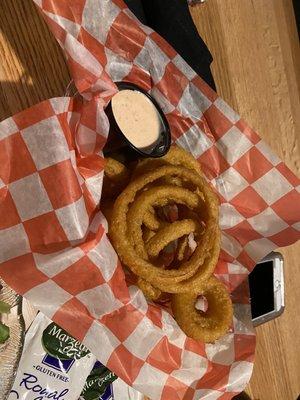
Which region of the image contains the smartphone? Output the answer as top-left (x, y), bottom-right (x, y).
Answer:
top-left (248, 252), bottom-right (284, 326)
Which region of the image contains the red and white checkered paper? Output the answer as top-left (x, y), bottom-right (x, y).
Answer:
top-left (0, 1), bottom-right (299, 399)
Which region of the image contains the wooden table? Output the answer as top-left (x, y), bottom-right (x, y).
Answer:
top-left (0, 1), bottom-right (299, 399)
top-left (190, 2), bottom-right (300, 399)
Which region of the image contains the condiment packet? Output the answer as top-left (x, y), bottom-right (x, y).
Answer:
top-left (79, 361), bottom-right (143, 400)
top-left (8, 312), bottom-right (143, 400)
top-left (8, 313), bottom-right (96, 400)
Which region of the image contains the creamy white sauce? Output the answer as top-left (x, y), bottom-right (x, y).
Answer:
top-left (111, 90), bottom-right (162, 149)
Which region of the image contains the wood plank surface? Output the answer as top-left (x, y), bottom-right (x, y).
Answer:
top-left (190, 1), bottom-right (300, 399)
top-left (0, 0), bottom-right (70, 117)
top-left (0, 1), bottom-right (299, 400)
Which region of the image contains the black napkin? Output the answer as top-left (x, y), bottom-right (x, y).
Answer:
top-left (124, 0), bottom-right (216, 90)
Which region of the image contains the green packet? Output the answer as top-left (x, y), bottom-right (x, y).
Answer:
top-left (79, 361), bottom-right (117, 400)
top-left (78, 360), bottom-right (144, 400)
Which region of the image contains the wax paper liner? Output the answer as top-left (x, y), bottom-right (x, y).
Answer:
top-left (0, 1), bottom-right (299, 399)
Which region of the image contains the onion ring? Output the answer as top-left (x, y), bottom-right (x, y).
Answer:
top-left (162, 145), bottom-right (202, 174)
top-left (105, 146), bottom-right (231, 342)
top-left (104, 157), bottom-right (130, 182)
top-left (102, 157), bottom-right (130, 199)
top-left (137, 227), bottom-right (220, 296)
top-left (171, 275), bottom-right (233, 342)
top-left (157, 227), bottom-right (220, 293)
top-left (176, 236), bottom-right (189, 261)
top-left (137, 278), bottom-right (162, 301)
top-left (146, 219), bottom-right (198, 258)
top-left (143, 207), bottom-right (161, 231)
top-left (127, 185), bottom-right (201, 262)
top-left (110, 165), bottom-right (219, 290)
top-left (132, 145), bottom-right (202, 179)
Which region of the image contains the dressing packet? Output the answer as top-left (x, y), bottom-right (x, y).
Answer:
top-left (8, 313), bottom-right (96, 400)
top-left (8, 312), bottom-right (143, 400)
top-left (79, 361), bottom-right (143, 400)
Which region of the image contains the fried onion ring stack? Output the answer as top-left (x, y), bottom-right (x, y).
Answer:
top-left (103, 146), bottom-right (233, 342)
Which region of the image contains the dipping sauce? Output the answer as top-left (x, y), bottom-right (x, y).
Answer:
top-left (111, 89), bottom-right (163, 150)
